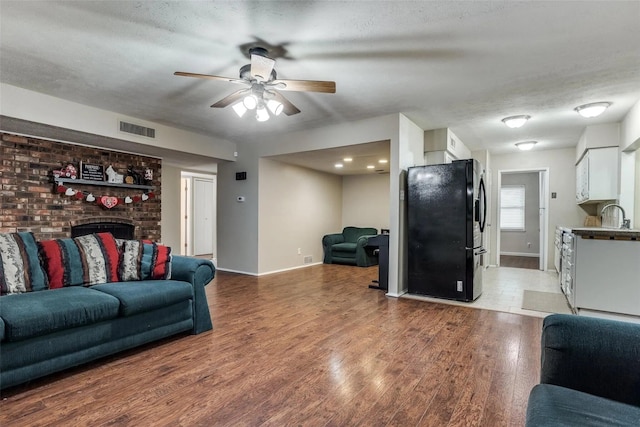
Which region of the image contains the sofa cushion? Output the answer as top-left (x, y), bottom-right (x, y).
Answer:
top-left (118, 240), bottom-right (172, 281)
top-left (91, 280), bottom-right (192, 317)
top-left (0, 287), bottom-right (120, 341)
top-left (39, 232), bottom-right (120, 288)
top-left (331, 242), bottom-right (358, 253)
top-left (0, 232), bottom-right (48, 295)
top-left (526, 384), bottom-right (640, 426)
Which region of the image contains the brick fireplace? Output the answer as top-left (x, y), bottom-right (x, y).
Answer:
top-left (0, 132), bottom-right (162, 240)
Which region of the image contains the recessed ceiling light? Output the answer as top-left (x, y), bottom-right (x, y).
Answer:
top-left (515, 141), bottom-right (537, 151)
top-left (367, 165), bottom-right (375, 169)
top-left (335, 163), bottom-right (343, 168)
top-left (343, 157), bottom-right (353, 162)
top-left (574, 102), bottom-right (611, 118)
top-left (378, 159), bottom-right (388, 164)
top-left (501, 115), bottom-right (531, 128)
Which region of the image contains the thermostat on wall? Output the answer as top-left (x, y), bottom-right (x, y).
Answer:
top-left (236, 172), bottom-right (247, 180)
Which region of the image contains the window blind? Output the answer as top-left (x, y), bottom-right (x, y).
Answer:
top-left (500, 185), bottom-right (525, 230)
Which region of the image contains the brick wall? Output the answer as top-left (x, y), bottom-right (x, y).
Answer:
top-left (0, 133), bottom-right (162, 240)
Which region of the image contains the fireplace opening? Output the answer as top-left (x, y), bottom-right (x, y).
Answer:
top-left (70, 218), bottom-right (135, 240)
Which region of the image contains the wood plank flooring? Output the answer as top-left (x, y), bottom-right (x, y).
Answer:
top-left (1, 264), bottom-right (543, 426)
top-left (500, 255), bottom-right (540, 270)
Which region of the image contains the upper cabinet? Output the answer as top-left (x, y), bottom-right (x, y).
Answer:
top-left (575, 123), bottom-right (620, 163)
top-left (575, 124), bottom-right (620, 205)
top-left (424, 128), bottom-right (471, 165)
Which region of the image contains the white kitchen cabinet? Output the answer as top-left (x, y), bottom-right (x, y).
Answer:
top-left (575, 147), bottom-right (618, 204)
top-left (424, 128), bottom-right (470, 165)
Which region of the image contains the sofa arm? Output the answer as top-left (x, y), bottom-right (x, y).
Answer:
top-left (540, 314), bottom-right (640, 406)
top-left (171, 256), bottom-right (215, 334)
top-left (322, 234), bottom-right (344, 263)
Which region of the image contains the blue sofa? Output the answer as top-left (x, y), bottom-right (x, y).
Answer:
top-left (526, 314), bottom-right (640, 426)
top-left (0, 252), bottom-right (215, 390)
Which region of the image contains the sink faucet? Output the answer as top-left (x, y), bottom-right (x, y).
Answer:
top-left (601, 204), bottom-right (631, 229)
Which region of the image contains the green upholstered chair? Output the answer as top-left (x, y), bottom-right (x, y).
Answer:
top-left (322, 226), bottom-right (378, 267)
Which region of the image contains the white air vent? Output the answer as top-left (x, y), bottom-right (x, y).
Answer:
top-left (119, 120), bottom-right (155, 138)
top-left (304, 256), bottom-right (313, 264)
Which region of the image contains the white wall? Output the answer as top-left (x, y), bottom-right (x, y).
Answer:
top-left (0, 83), bottom-right (237, 161)
top-left (161, 164), bottom-right (182, 249)
top-left (342, 174), bottom-right (390, 231)
top-left (490, 148), bottom-right (584, 270)
top-left (619, 99), bottom-right (640, 227)
top-left (258, 159), bottom-right (342, 273)
top-left (500, 172), bottom-right (540, 256)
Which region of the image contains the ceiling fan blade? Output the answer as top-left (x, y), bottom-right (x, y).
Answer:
top-left (174, 71), bottom-right (248, 85)
top-left (210, 89), bottom-right (249, 108)
top-left (270, 91), bottom-right (301, 116)
top-left (250, 54), bottom-right (276, 82)
top-left (270, 79), bottom-right (336, 93)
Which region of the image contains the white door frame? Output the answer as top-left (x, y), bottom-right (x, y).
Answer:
top-left (180, 171), bottom-right (217, 261)
top-left (496, 168), bottom-right (549, 270)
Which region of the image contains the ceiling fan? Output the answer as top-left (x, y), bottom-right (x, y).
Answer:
top-left (174, 47), bottom-right (336, 121)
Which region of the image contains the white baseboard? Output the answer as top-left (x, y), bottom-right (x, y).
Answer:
top-left (500, 252), bottom-right (540, 257)
top-left (216, 262), bottom-right (323, 277)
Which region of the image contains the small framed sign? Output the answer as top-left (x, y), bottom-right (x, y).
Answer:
top-left (80, 162), bottom-right (105, 181)
top-left (236, 172), bottom-right (247, 181)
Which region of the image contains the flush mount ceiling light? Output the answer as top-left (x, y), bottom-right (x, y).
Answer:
top-left (334, 163), bottom-right (343, 168)
top-left (343, 157), bottom-right (353, 162)
top-left (515, 141), bottom-right (537, 151)
top-left (367, 165), bottom-right (375, 169)
top-left (574, 102), bottom-right (611, 118)
top-left (378, 159), bottom-right (388, 164)
top-left (501, 115), bottom-right (531, 129)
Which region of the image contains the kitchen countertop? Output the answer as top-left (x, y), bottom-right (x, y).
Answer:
top-left (572, 227), bottom-right (640, 240)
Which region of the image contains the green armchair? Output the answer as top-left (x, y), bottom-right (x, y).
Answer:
top-left (322, 226), bottom-right (379, 267)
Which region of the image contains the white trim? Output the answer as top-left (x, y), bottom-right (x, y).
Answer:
top-left (500, 251), bottom-right (540, 257)
top-left (217, 261), bottom-right (323, 277)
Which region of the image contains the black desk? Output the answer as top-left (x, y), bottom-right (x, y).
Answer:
top-left (366, 234), bottom-right (389, 291)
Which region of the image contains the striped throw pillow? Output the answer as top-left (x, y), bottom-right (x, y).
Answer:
top-left (119, 240), bottom-right (172, 281)
top-left (38, 232), bottom-right (120, 289)
top-left (0, 232), bottom-right (48, 295)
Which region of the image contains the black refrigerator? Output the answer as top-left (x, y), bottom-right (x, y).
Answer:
top-left (407, 159), bottom-right (487, 301)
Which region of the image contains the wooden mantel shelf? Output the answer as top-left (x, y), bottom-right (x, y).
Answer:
top-left (53, 177), bottom-right (154, 191)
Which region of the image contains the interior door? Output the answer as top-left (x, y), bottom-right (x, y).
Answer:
top-left (192, 177), bottom-right (214, 256)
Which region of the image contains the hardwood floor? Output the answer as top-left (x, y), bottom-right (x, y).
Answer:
top-left (1, 265), bottom-right (542, 426)
top-left (500, 255), bottom-right (540, 270)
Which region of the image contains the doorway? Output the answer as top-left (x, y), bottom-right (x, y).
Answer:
top-left (497, 168), bottom-right (549, 270)
top-left (180, 172), bottom-right (217, 261)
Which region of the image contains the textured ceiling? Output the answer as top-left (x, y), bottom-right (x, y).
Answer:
top-left (1, 1), bottom-right (639, 170)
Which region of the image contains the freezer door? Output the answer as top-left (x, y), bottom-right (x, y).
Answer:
top-left (407, 162), bottom-right (468, 299)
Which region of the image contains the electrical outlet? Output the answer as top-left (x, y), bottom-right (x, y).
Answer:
top-left (297, 248), bottom-right (301, 255)
top-left (527, 242), bottom-right (532, 248)
top-left (456, 280), bottom-right (463, 292)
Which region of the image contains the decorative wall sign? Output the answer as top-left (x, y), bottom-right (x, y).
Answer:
top-left (55, 183), bottom-right (155, 209)
top-left (80, 162), bottom-right (105, 181)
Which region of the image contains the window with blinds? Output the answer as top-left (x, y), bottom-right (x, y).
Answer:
top-left (500, 185), bottom-right (525, 230)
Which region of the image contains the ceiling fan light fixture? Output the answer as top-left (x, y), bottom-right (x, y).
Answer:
top-left (243, 94), bottom-right (258, 110)
top-left (501, 115), bottom-right (531, 128)
top-left (516, 141), bottom-right (537, 151)
top-left (232, 102), bottom-right (247, 118)
top-left (267, 99), bottom-right (283, 116)
top-left (256, 105), bottom-right (270, 122)
top-left (575, 102), bottom-right (611, 118)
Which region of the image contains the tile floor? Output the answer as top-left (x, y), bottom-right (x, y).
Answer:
top-left (403, 266), bottom-right (563, 318)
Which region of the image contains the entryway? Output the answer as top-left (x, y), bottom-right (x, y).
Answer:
top-left (497, 168), bottom-right (549, 271)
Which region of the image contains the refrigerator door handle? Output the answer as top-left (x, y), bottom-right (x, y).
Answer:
top-left (474, 247), bottom-right (488, 256)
